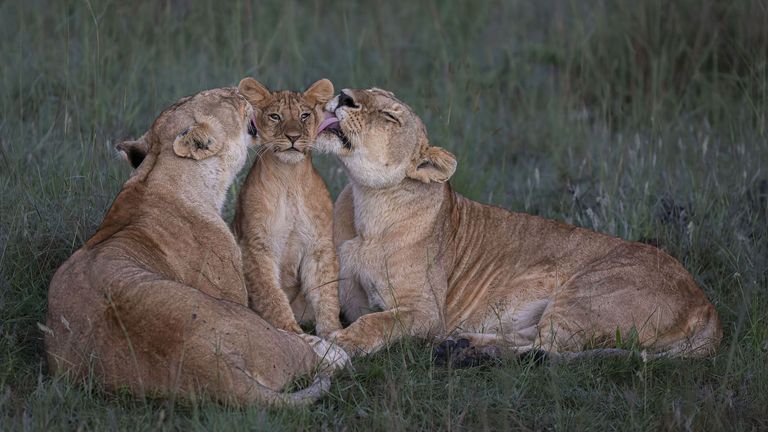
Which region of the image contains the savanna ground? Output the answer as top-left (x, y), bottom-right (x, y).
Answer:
top-left (1, 0), bottom-right (767, 430)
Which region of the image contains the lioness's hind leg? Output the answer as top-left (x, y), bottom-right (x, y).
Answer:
top-left (108, 279), bottom-right (325, 405)
top-left (532, 263), bottom-right (721, 357)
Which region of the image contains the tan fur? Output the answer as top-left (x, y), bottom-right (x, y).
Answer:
top-left (316, 88), bottom-right (722, 358)
top-left (234, 78), bottom-right (342, 337)
top-left (45, 88), bottom-right (347, 406)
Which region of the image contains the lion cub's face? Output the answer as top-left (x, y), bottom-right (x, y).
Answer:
top-left (238, 78), bottom-right (334, 164)
top-left (117, 87), bottom-right (258, 171)
top-left (315, 88), bottom-right (456, 188)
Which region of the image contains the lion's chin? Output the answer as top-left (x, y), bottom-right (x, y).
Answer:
top-left (274, 150), bottom-right (306, 164)
top-left (313, 132), bottom-right (343, 155)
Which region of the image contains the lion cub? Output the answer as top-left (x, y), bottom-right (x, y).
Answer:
top-left (234, 77), bottom-right (342, 337)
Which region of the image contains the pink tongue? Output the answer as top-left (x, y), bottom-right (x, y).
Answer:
top-left (316, 114), bottom-right (339, 134)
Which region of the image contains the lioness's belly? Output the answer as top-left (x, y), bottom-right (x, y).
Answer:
top-left (446, 260), bottom-right (564, 329)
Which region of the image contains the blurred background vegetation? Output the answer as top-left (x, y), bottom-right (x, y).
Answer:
top-left (1, 0), bottom-right (766, 429)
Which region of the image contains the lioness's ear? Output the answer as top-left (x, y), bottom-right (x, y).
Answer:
top-left (173, 116), bottom-right (224, 160)
top-left (116, 135), bottom-right (148, 169)
top-left (238, 77), bottom-right (271, 105)
top-left (406, 146), bottom-right (457, 184)
top-left (304, 78), bottom-right (334, 105)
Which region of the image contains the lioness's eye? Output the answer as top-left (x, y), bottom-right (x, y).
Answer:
top-left (300, 112), bottom-right (310, 122)
top-left (268, 113), bottom-right (281, 122)
top-left (382, 111), bottom-right (400, 125)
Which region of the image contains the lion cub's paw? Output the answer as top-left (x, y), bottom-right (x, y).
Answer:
top-left (298, 333), bottom-right (350, 373)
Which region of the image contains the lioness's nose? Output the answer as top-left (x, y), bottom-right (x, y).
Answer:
top-left (338, 91), bottom-right (358, 108)
top-left (285, 132), bottom-right (301, 143)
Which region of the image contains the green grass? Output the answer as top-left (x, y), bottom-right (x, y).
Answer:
top-left (2, 0), bottom-right (767, 429)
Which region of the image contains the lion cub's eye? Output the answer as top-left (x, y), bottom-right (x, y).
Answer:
top-left (300, 112), bottom-right (311, 122)
top-left (268, 113), bottom-right (281, 122)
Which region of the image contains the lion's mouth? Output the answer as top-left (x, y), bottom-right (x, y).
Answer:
top-left (317, 114), bottom-right (351, 149)
top-left (274, 144), bottom-right (304, 154)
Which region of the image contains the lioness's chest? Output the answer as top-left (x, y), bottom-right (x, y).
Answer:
top-left (338, 236), bottom-right (400, 310)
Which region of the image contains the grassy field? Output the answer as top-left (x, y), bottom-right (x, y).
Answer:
top-left (1, 0), bottom-right (767, 429)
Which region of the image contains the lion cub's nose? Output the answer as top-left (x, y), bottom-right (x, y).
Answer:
top-left (285, 132), bottom-right (301, 143)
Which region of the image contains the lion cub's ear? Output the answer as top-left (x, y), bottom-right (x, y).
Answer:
top-left (116, 134), bottom-right (148, 169)
top-left (304, 78), bottom-right (334, 105)
top-left (173, 116), bottom-right (224, 160)
top-left (238, 77), bottom-right (271, 106)
top-left (406, 146), bottom-right (457, 184)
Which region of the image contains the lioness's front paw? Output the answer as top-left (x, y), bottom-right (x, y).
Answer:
top-left (326, 329), bottom-right (365, 356)
top-left (315, 322), bottom-right (343, 340)
top-left (298, 333), bottom-right (350, 372)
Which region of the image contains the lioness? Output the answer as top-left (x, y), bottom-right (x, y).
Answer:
top-left (315, 88), bottom-right (722, 361)
top-left (234, 78), bottom-right (342, 337)
top-left (45, 87), bottom-right (347, 406)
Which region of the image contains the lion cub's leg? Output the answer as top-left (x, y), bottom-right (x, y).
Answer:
top-left (242, 246), bottom-right (303, 334)
top-left (299, 241), bottom-right (342, 337)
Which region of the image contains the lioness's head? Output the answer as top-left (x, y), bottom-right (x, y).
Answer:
top-left (315, 88), bottom-right (456, 188)
top-left (238, 77), bottom-right (334, 164)
top-left (116, 87), bottom-right (258, 172)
